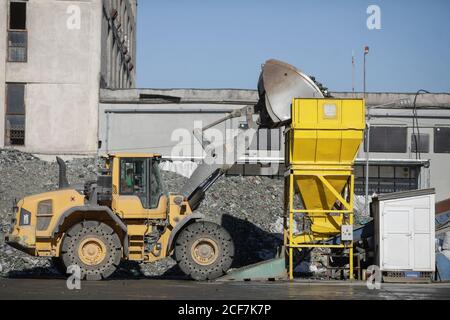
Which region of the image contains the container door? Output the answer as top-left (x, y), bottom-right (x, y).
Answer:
top-left (412, 198), bottom-right (433, 270)
top-left (382, 207), bottom-right (413, 270)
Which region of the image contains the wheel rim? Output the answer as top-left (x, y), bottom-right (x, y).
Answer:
top-left (78, 237), bottom-right (107, 266)
top-left (191, 238), bottom-right (219, 266)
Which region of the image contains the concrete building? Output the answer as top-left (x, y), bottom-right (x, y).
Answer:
top-left (338, 92), bottom-right (450, 201)
top-left (98, 89), bottom-right (450, 201)
top-left (0, 0), bottom-right (137, 155)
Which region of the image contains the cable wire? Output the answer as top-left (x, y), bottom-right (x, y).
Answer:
top-left (412, 90), bottom-right (430, 160)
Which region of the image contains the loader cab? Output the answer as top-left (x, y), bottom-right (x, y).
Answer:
top-left (110, 154), bottom-right (168, 220)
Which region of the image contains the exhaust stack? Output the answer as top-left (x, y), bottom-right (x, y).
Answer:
top-left (56, 157), bottom-right (69, 189)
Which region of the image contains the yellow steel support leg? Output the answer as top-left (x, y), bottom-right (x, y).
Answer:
top-left (349, 175), bottom-right (355, 280)
top-left (286, 172), bottom-right (357, 281)
top-left (289, 173), bottom-right (294, 280)
top-left (349, 245), bottom-right (354, 280)
top-left (350, 175), bottom-right (355, 209)
top-left (289, 247), bottom-right (294, 280)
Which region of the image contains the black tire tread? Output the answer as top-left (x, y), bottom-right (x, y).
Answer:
top-left (60, 221), bottom-right (122, 281)
top-left (175, 221), bottom-right (234, 281)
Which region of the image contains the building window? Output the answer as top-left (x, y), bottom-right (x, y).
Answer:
top-left (5, 83), bottom-right (26, 146)
top-left (434, 127), bottom-right (450, 153)
top-left (9, 2), bottom-right (26, 29)
top-left (411, 133), bottom-right (430, 153)
top-left (8, 1), bottom-right (27, 62)
top-left (355, 164), bottom-right (419, 195)
top-left (364, 126), bottom-right (407, 153)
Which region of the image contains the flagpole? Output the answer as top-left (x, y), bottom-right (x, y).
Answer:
top-left (352, 50), bottom-right (355, 96)
top-left (364, 46), bottom-right (370, 217)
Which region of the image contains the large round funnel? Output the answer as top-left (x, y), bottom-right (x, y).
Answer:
top-left (258, 59), bottom-right (324, 126)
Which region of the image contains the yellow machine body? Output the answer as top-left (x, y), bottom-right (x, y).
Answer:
top-left (7, 153), bottom-right (194, 263)
top-left (285, 98), bottom-right (365, 279)
top-left (7, 151), bottom-right (238, 281)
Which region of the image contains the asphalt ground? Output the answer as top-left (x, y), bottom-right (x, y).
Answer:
top-left (0, 278), bottom-right (449, 300)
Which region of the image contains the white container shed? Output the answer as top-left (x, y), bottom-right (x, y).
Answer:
top-left (372, 189), bottom-right (435, 272)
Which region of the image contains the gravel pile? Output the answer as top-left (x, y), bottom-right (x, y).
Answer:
top-left (0, 150), bottom-right (284, 279)
top-left (0, 149), bottom-right (364, 279)
top-left (0, 150), bottom-right (98, 278)
top-left (165, 172), bottom-right (285, 268)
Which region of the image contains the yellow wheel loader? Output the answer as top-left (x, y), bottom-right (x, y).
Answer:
top-left (6, 59), bottom-right (335, 281)
top-left (6, 153), bottom-right (235, 281)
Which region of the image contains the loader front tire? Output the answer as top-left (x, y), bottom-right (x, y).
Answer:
top-left (61, 221), bottom-right (122, 281)
top-left (175, 221), bottom-right (234, 281)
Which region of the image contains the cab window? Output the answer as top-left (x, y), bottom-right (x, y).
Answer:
top-left (119, 158), bottom-right (165, 209)
top-left (120, 158), bottom-right (148, 207)
top-left (150, 160), bottom-right (164, 208)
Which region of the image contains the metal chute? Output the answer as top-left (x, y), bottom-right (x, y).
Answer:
top-left (257, 59), bottom-right (324, 127)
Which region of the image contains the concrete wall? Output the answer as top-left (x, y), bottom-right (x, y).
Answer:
top-left (99, 89), bottom-right (450, 201)
top-left (334, 92), bottom-right (450, 108)
top-left (356, 104), bottom-right (450, 201)
top-left (2, 0), bottom-right (103, 154)
top-left (339, 92), bottom-right (450, 201)
top-left (1, 0), bottom-right (137, 155)
top-left (98, 88), bottom-right (266, 160)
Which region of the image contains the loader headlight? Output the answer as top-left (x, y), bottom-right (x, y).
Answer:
top-left (19, 208), bottom-right (31, 226)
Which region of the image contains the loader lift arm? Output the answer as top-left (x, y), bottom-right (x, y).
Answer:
top-left (180, 59), bottom-right (325, 211)
top-left (180, 105), bottom-right (258, 210)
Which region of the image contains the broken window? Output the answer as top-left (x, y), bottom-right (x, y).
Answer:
top-left (8, 1), bottom-right (27, 62)
top-left (5, 83), bottom-right (26, 146)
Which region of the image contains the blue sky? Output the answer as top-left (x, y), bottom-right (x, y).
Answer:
top-left (136, 0), bottom-right (450, 92)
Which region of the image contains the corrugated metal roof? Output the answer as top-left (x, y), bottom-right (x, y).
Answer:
top-left (373, 188), bottom-right (435, 202)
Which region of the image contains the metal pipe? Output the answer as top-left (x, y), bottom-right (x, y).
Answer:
top-left (363, 53), bottom-right (366, 99)
top-left (104, 108), bottom-right (236, 114)
top-left (365, 120), bottom-right (371, 216)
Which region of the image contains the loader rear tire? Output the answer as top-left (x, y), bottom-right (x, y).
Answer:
top-left (175, 221), bottom-right (234, 281)
top-left (61, 221), bottom-right (122, 281)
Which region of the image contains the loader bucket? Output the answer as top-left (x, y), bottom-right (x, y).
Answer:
top-left (257, 59), bottom-right (324, 127)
